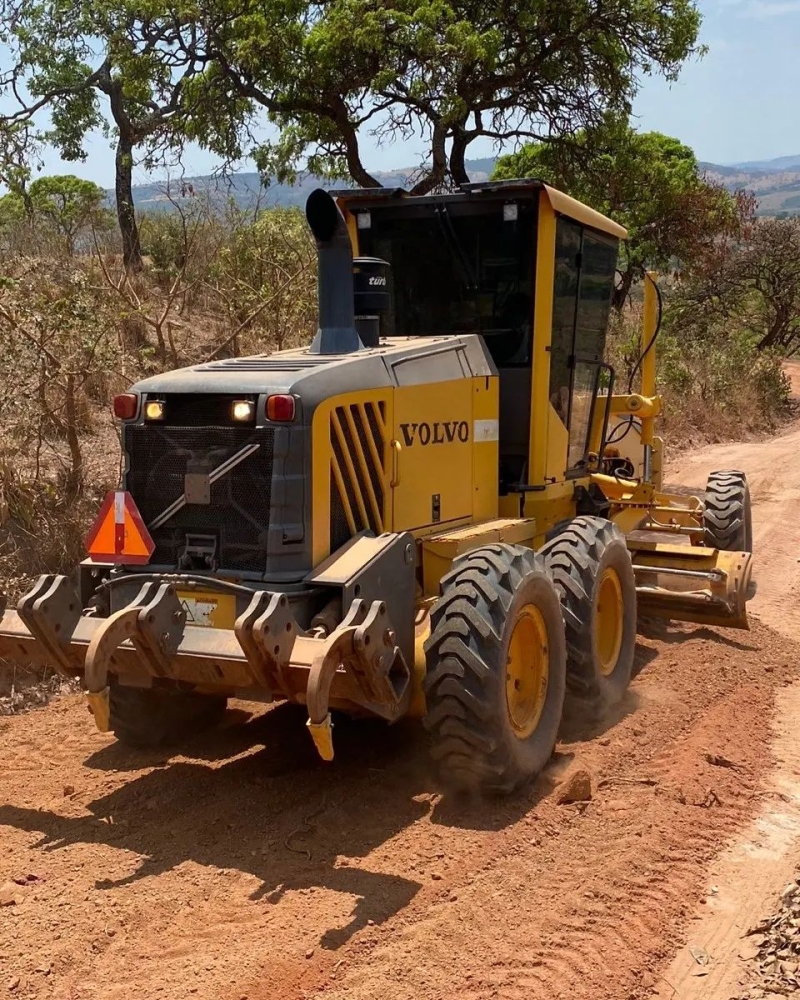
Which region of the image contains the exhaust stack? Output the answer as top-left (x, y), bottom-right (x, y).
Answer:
top-left (306, 188), bottom-right (362, 355)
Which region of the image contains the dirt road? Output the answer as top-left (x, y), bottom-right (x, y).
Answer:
top-left (2, 380), bottom-right (800, 1000)
top-left (665, 359), bottom-right (800, 639)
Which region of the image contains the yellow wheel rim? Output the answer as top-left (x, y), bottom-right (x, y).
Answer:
top-left (596, 567), bottom-right (624, 677)
top-left (505, 603), bottom-right (550, 740)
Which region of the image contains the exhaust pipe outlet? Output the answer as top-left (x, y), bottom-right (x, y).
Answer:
top-left (306, 188), bottom-right (363, 355)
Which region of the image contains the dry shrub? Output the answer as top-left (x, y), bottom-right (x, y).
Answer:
top-left (0, 464), bottom-right (111, 596)
top-left (0, 202), bottom-right (318, 602)
top-left (606, 299), bottom-right (792, 449)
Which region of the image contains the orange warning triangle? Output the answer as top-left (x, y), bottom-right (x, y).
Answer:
top-left (85, 491), bottom-right (155, 565)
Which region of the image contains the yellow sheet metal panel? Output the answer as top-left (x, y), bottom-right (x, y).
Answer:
top-left (409, 604), bottom-right (433, 718)
top-left (337, 200), bottom-right (360, 256)
top-left (543, 185), bottom-right (628, 240)
top-left (545, 401), bottom-right (569, 484)
top-left (529, 191), bottom-right (557, 486)
top-left (471, 374), bottom-right (500, 523)
top-left (424, 517), bottom-right (538, 547)
top-left (498, 494), bottom-right (521, 519)
top-left (521, 484), bottom-right (575, 547)
top-left (610, 506), bottom-right (651, 534)
top-left (391, 379), bottom-right (473, 531)
top-left (420, 517), bottom-right (538, 595)
top-left (652, 435), bottom-right (664, 490)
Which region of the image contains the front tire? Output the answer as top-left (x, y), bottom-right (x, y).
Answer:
top-left (704, 470), bottom-right (753, 552)
top-left (109, 682), bottom-right (227, 748)
top-left (423, 544), bottom-right (567, 794)
top-left (541, 517), bottom-right (637, 712)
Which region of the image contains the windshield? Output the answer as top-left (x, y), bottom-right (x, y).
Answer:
top-left (356, 199), bottom-right (537, 367)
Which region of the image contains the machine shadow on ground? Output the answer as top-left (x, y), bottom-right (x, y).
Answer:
top-left (0, 701), bottom-right (537, 948)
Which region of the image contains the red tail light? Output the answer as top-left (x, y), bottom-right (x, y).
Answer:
top-left (266, 394), bottom-right (296, 422)
top-left (113, 393), bottom-right (138, 420)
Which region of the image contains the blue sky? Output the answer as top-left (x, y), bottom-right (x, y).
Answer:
top-left (31, 0), bottom-right (800, 187)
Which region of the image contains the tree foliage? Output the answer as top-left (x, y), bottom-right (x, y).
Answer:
top-left (186, 0), bottom-right (702, 194)
top-left (0, 0), bottom-right (704, 252)
top-left (0, 175), bottom-right (111, 250)
top-left (493, 120), bottom-right (750, 307)
top-left (0, 1), bottom-right (232, 269)
top-left (671, 215), bottom-right (800, 355)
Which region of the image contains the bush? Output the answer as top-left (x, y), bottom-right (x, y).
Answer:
top-left (607, 299), bottom-right (792, 448)
top-left (209, 205), bottom-right (317, 354)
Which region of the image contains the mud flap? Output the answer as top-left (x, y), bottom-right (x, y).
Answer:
top-left (630, 541), bottom-right (753, 630)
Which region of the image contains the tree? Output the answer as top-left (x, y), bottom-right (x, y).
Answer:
top-left (184, 0), bottom-right (702, 194)
top-left (0, 2), bottom-right (228, 270)
top-left (493, 120), bottom-right (750, 308)
top-left (674, 216), bottom-right (800, 355)
top-left (31, 175), bottom-right (110, 250)
top-left (0, 119), bottom-right (39, 219)
top-left (1, 0), bottom-right (702, 256)
top-left (0, 174), bottom-right (110, 250)
top-left (746, 218), bottom-right (800, 352)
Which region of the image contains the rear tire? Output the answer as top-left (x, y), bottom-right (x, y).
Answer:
top-left (423, 544), bottom-right (567, 794)
top-left (704, 470), bottom-right (753, 552)
top-left (109, 682), bottom-right (227, 748)
top-left (541, 517), bottom-right (636, 712)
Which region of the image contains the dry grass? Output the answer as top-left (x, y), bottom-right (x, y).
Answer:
top-left (606, 301), bottom-right (792, 451)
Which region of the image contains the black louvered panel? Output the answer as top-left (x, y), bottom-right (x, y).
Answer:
top-left (124, 425), bottom-right (275, 573)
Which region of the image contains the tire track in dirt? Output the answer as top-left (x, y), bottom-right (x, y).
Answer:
top-left (653, 681), bottom-right (800, 1000)
top-left (305, 637), bottom-right (794, 1000)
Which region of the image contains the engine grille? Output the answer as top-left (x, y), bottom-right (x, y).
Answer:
top-left (330, 401), bottom-right (388, 552)
top-left (125, 425), bottom-right (275, 573)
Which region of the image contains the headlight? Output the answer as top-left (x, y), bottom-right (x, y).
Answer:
top-left (144, 400), bottom-right (165, 421)
top-left (231, 399), bottom-right (255, 422)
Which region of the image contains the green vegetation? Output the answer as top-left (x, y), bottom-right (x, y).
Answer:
top-left (0, 0), bottom-right (702, 266)
top-left (0, 175), bottom-right (111, 251)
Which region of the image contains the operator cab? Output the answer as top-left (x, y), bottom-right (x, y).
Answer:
top-left (336, 180), bottom-right (623, 494)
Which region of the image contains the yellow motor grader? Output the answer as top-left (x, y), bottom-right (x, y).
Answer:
top-left (0, 180), bottom-right (754, 792)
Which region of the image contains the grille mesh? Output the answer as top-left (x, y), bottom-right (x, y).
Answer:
top-left (125, 425), bottom-right (275, 572)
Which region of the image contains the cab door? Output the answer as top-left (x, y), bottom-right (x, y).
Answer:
top-left (547, 220), bottom-right (618, 476)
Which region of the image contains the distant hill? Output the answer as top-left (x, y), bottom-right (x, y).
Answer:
top-left (728, 154), bottom-right (800, 172)
top-left (125, 153), bottom-right (800, 218)
top-left (700, 156), bottom-right (800, 216)
top-left (126, 157), bottom-right (498, 214)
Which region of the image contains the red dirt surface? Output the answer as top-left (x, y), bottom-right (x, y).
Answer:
top-left (0, 619), bottom-right (796, 1000)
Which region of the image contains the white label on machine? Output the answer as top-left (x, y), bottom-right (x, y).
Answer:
top-left (180, 598), bottom-right (218, 627)
top-left (474, 419), bottom-right (499, 442)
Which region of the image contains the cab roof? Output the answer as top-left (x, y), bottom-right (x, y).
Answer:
top-left (332, 177), bottom-right (628, 242)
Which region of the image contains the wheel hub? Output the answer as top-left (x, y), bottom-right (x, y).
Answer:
top-left (506, 603), bottom-right (550, 739)
top-left (596, 567), bottom-right (624, 677)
